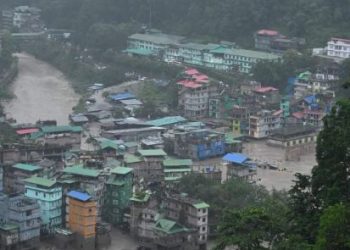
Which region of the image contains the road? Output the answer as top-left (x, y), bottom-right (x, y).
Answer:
top-left (3, 53), bottom-right (79, 125)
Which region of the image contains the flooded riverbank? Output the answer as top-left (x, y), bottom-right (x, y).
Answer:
top-left (3, 53), bottom-right (79, 125)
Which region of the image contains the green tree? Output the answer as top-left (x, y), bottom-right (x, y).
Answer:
top-left (312, 99), bottom-right (350, 207)
top-left (314, 203), bottom-right (350, 250)
top-left (215, 208), bottom-right (274, 250)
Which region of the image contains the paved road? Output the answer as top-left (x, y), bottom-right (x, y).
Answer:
top-left (3, 53), bottom-right (79, 125)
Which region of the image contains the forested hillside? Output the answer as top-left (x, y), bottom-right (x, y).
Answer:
top-left (3, 0), bottom-right (350, 48)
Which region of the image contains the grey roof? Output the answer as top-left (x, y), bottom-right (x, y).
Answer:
top-left (120, 99), bottom-right (143, 106)
top-left (129, 33), bottom-right (185, 45)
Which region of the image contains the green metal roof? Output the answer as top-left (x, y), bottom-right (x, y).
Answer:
top-left (146, 116), bottom-right (187, 127)
top-left (163, 159), bottom-right (192, 167)
top-left (30, 131), bottom-right (44, 140)
top-left (154, 219), bottom-right (188, 234)
top-left (63, 165), bottom-right (101, 177)
top-left (210, 46), bottom-right (280, 60)
top-left (0, 223), bottom-right (19, 231)
top-left (164, 168), bottom-right (191, 173)
top-left (124, 48), bottom-right (155, 56)
top-left (130, 192), bottom-right (150, 203)
top-left (124, 154), bottom-right (142, 164)
top-left (138, 149), bottom-right (167, 157)
top-left (124, 141), bottom-right (138, 148)
top-left (13, 163), bottom-right (42, 172)
top-left (41, 125), bottom-right (82, 134)
top-left (193, 202), bottom-right (210, 209)
top-left (25, 176), bottom-right (56, 188)
top-left (111, 166), bottom-right (133, 175)
top-left (100, 139), bottom-right (122, 150)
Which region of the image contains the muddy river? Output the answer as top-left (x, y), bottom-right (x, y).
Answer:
top-left (3, 53), bottom-right (79, 125)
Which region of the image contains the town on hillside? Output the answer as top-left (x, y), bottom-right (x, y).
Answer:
top-left (0, 4), bottom-right (348, 250)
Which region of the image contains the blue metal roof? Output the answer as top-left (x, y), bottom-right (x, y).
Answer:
top-left (304, 95), bottom-right (316, 105)
top-left (223, 153), bottom-right (248, 164)
top-left (67, 191), bottom-right (91, 202)
top-left (109, 92), bottom-right (135, 101)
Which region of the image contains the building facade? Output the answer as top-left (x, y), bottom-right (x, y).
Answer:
top-left (327, 37), bottom-right (350, 59)
top-left (248, 110), bottom-right (282, 139)
top-left (24, 176), bottom-right (62, 234)
top-left (103, 167), bottom-right (133, 226)
top-left (66, 191), bottom-right (97, 250)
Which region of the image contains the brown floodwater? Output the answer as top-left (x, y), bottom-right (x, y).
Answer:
top-left (3, 53), bottom-right (79, 125)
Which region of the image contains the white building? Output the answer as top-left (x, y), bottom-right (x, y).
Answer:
top-left (249, 110), bottom-right (282, 139)
top-left (327, 38), bottom-right (350, 59)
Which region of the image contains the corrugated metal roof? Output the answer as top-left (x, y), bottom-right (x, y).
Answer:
top-left (25, 176), bottom-right (56, 188)
top-left (138, 149), bottom-right (167, 157)
top-left (16, 128), bottom-right (39, 135)
top-left (146, 116), bottom-right (187, 127)
top-left (123, 48), bottom-right (155, 56)
top-left (163, 159), bottom-right (192, 167)
top-left (154, 219), bottom-right (188, 234)
top-left (63, 165), bottom-right (101, 177)
top-left (164, 168), bottom-right (191, 173)
top-left (124, 154), bottom-right (142, 164)
top-left (120, 99), bottom-right (143, 106)
top-left (193, 202), bottom-right (210, 209)
top-left (41, 125), bottom-right (82, 134)
top-left (67, 191), bottom-right (91, 202)
top-left (223, 153), bottom-right (248, 164)
top-left (111, 166), bottom-right (133, 175)
top-left (109, 92), bottom-right (135, 101)
top-left (13, 163), bottom-right (42, 172)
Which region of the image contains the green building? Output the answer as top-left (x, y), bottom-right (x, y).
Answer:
top-left (24, 176), bottom-right (62, 234)
top-left (103, 167), bottom-right (133, 225)
top-left (162, 158), bottom-right (192, 182)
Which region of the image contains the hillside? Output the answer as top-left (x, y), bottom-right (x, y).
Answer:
top-left (3, 0), bottom-right (350, 49)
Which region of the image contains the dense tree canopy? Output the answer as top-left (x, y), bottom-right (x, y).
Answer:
top-left (3, 0), bottom-right (350, 49)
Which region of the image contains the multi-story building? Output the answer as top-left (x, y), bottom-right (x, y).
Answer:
top-left (24, 176), bottom-right (62, 234)
top-left (327, 37), bottom-right (350, 59)
top-left (66, 191), bottom-right (97, 250)
top-left (0, 223), bottom-right (19, 250)
top-left (103, 167), bottom-right (133, 226)
top-left (125, 31), bottom-right (185, 57)
top-left (126, 31), bottom-right (280, 74)
top-left (134, 149), bottom-right (167, 187)
top-left (267, 124), bottom-right (318, 161)
top-left (222, 153), bottom-right (257, 181)
top-left (254, 29), bottom-right (281, 51)
top-left (13, 6), bottom-right (43, 33)
top-left (62, 165), bottom-right (105, 222)
top-left (173, 129), bottom-right (225, 160)
top-left (1, 10), bottom-right (13, 31)
top-left (0, 195), bottom-right (41, 249)
top-left (3, 163), bottom-right (43, 194)
top-left (164, 193), bottom-right (210, 249)
top-left (162, 158), bottom-right (192, 183)
top-left (248, 110), bottom-right (282, 139)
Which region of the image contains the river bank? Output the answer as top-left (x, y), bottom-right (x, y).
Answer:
top-left (3, 53), bottom-right (79, 125)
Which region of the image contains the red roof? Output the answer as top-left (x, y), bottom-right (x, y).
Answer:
top-left (16, 128), bottom-right (39, 135)
top-left (254, 86), bottom-right (278, 94)
top-left (257, 29), bottom-right (279, 36)
top-left (185, 68), bottom-right (200, 76)
top-left (177, 80), bottom-right (202, 89)
top-left (273, 109), bottom-right (283, 116)
top-left (193, 74), bottom-right (209, 83)
top-left (292, 112), bottom-right (304, 120)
